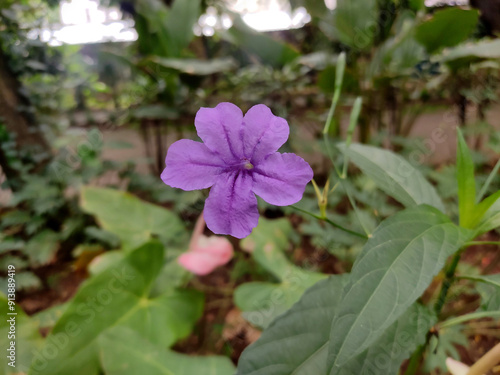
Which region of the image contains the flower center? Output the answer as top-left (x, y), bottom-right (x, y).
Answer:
top-left (244, 162), bottom-right (254, 170)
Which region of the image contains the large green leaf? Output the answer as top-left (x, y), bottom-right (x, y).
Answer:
top-left (234, 218), bottom-right (326, 328)
top-left (99, 326), bottom-right (235, 375)
top-left (337, 304), bottom-right (436, 375)
top-left (327, 205), bottom-right (469, 372)
top-left (415, 8), bottom-right (479, 54)
top-left (0, 294), bottom-right (43, 374)
top-left (80, 186), bottom-right (186, 250)
top-left (331, 0), bottom-right (378, 51)
top-left (236, 275), bottom-right (348, 375)
top-left (337, 143), bottom-right (445, 212)
top-left (29, 242), bottom-right (203, 375)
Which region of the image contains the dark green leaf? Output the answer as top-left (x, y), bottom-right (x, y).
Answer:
top-left (415, 8), bottom-right (479, 54)
top-left (327, 205), bottom-right (469, 372)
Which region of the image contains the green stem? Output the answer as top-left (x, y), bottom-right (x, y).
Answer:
top-left (404, 345), bottom-right (425, 375)
top-left (323, 52), bottom-right (346, 135)
top-left (434, 250), bottom-right (463, 316)
top-left (290, 205), bottom-right (368, 239)
top-left (438, 311), bottom-right (500, 329)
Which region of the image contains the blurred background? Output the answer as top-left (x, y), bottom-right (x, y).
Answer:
top-left (0, 0), bottom-right (499, 374)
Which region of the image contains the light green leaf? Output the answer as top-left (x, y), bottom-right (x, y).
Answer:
top-left (441, 39), bottom-right (500, 66)
top-left (99, 326), bottom-right (235, 375)
top-left (236, 275), bottom-right (348, 375)
top-left (80, 186), bottom-right (186, 250)
top-left (470, 190), bottom-right (500, 229)
top-left (415, 8), bottom-right (479, 54)
top-left (474, 198), bottom-right (500, 235)
top-left (0, 293), bottom-right (44, 374)
top-left (457, 129), bottom-right (476, 228)
top-left (327, 205), bottom-right (469, 372)
top-left (338, 304), bottom-right (437, 375)
top-left (29, 242), bottom-right (203, 375)
top-left (235, 218), bottom-right (326, 328)
top-left (337, 143), bottom-right (445, 212)
top-left (149, 56), bottom-right (237, 75)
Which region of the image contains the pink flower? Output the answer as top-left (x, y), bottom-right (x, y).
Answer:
top-left (177, 212), bottom-right (234, 276)
top-left (178, 235), bottom-right (233, 276)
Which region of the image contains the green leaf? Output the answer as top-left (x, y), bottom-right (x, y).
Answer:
top-left (470, 190), bottom-right (500, 230)
top-left (327, 205), bottom-right (469, 371)
top-left (149, 56), bottom-right (237, 75)
top-left (337, 304), bottom-right (437, 375)
top-left (456, 130), bottom-right (477, 228)
top-left (136, 0), bottom-right (201, 57)
top-left (475, 198), bottom-right (500, 235)
top-left (331, 0), bottom-right (378, 51)
top-left (24, 230), bottom-right (60, 266)
top-left (29, 242), bottom-right (203, 375)
top-left (337, 143), bottom-right (445, 212)
top-left (224, 18), bottom-right (300, 68)
top-left (99, 326), bottom-right (235, 375)
top-left (441, 39), bottom-right (500, 67)
top-left (415, 8), bottom-right (479, 54)
top-left (80, 186), bottom-right (186, 250)
top-left (0, 293), bottom-right (43, 374)
top-left (164, 0), bottom-right (201, 56)
top-left (234, 218), bottom-right (326, 328)
top-left (236, 275), bottom-right (348, 375)
top-left (32, 302), bottom-right (69, 329)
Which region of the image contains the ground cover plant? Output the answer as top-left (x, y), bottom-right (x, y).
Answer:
top-left (0, 0), bottom-right (499, 374)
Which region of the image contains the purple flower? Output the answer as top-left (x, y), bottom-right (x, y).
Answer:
top-left (161, 102), bottom-right (313, 238)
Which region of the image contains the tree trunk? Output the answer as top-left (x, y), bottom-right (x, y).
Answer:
top-left (0, 48), bottom-right (51, 185)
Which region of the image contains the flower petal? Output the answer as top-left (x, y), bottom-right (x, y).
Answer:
top-left (204, 172), bottom-right (259, 239)
top-left (161, 139), bottom-right (225, 191)
top-left (252, 152), bottom-right (313, 206)
top-left (178, 235), bottom-right (234, 276)
top-left (178, 252), bottom-right (222, 276)
top-left (195, 102), bottom-right (244, 163)
top-left (242, 104), bottom-right (289, 163)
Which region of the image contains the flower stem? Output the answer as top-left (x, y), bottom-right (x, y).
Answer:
top-left (188, 211), bottom-right (206, 251)
top-left (290, 205), bottom-right (368, 239)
